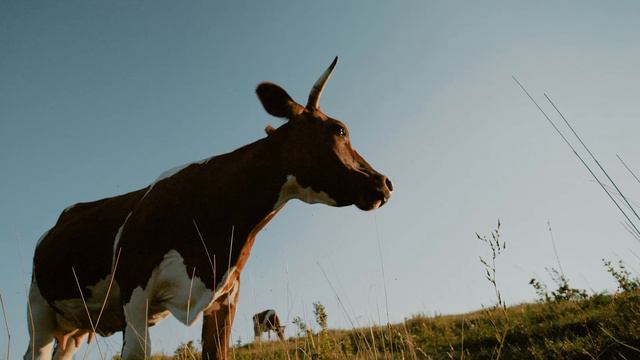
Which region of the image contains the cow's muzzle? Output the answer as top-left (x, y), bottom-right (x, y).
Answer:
top-left (356, 175), bottom-right (393, 211)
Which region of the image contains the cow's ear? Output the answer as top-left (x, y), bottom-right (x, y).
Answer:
top-left (256, 82), bottom-right (304, 119)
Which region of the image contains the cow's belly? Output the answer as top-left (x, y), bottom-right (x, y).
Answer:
top-left (52, 276), bottom-right (124, 336)
top-left (52, 275), bottom-right (174, 335)
top-left (53, 249), bottom-right (242, 335)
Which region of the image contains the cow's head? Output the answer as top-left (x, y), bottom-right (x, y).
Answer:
top-left (257, 57), bottom-right (393, 211)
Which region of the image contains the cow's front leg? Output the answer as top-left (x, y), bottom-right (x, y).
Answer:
top-left (121, 288), bottom-right (152, 360)
top-left (201, 280), bottom-right (240, 360)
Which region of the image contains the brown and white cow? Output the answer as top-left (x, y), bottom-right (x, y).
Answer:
top-left (25, 57), bottom-right (393, 360)
top-left (252, 309), bottom-right (284, 343)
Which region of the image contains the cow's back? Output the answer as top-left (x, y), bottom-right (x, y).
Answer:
top-left (34, 188), bottom-right (146, 313)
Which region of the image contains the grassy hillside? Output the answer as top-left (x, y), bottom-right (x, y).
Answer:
top-left (145, 287), bottom-right (640, 360)
top-left (133, 224), bottom-right (640, 359)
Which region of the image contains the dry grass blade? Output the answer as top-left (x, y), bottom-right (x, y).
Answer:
top-left (187, 266), bottom-right (196, 325)
top-left (193, 219), bottom-right (215, 275)
top-left (477, 221), bottom-right (509, 360)
top-left (547, 220), bottom-right (565, 276)
top-left (121, 305), bottom-right (148, 358)
top-left (374, 215), bottom-right (394, 357)
top-left (94, 247), bottom-right (122, 333)
top-left (25, 284), bottom-right (35, 360)
top-left (228, 225), bottom-right (234, 274)
top-left (193, 218), bottom-right (218, 305)
top-left (316, 262), bottom-right (374, 357)
top-left (0, 294), bottom-right (10, 360)
top-left (401, 318), bottom-right (418, 360)
top-left (368, 323), bottom-right (379, 359)
top-left (460, 316), bottom-right (464, 360)
top-left (213, 312), bottom-right (222, 359)
top-left (599, 326), bottom-right (640, 353)
top-left (71, 266), bottom-right (104, 360)
top-left (144, 299), bottom-right (149, 359)
top-left (124, 318), bottom-right (146, 356)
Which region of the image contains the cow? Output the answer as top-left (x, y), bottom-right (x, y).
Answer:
top-left (25, 57), bottom-right (393, 360)
top-left (252, 309), bottom-right (284, 343)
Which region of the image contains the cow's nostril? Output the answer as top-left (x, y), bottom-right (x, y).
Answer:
top-left (385, 177), bottom-right (394, 192)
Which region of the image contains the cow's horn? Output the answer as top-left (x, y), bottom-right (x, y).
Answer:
top-left (306, 56), bottom-right (338, 110)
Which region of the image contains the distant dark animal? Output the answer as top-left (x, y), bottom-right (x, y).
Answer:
top-left (252, 309), bottom-right (285, 342)
top-left (25, 57), bottom-right (393, 360)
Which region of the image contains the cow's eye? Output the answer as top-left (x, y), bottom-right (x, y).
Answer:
top-left (335, 126), bottom-right (346, 137)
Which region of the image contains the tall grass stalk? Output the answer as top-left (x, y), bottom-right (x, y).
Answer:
top-left (1, 294), bottom-right (10, 360)
top-left (513, 76), bottom-right (640, 237)
top-left (598, 183), bottom-right (640, 213)
top-left (25, 283), bottom-right (34, 360)
top-left (460, 315), bottom-right (464, 360)
top-left (401, 318), bottom-right (418, 360)
top-left (228, 225), bottom-right (234, 275)
top-left (375, 296), bottom-right (390, 359)
top-left (546, 220), bottom-right (565, 276)
top-left (186, 266), bottom-right (196, 325)
top-left (368, 323), bottom-right (379, 359)
top-left (121, 307), bottom-right (147, 356)
top-left (544, 93), bottom-right (640, 224)
top-left (193, 219), bottom-right (216, 276)
top-left (144, 299), bottom-right (149, 359)
top-left (71, 267), bottom-right (104, 360)
top-left (82, 247), bottom-right (122, 360)
top-left (316, 262), bottom-right (374, 357)
top-left (477, 220), bottom-right (509, 360)
top-left (622, 221), bottom-right (640, 241)
top-left (374, 215), bottom-right (394, 358)
top-left (182, 266), bottom-right (199, 360)
top-left (618, 154), bottom-right (640, 185)
top-left (95, 248), bottom-right (122, 331)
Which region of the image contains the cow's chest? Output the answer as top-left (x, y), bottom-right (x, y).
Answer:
top-left (123, 249), bottom-right (240, 326)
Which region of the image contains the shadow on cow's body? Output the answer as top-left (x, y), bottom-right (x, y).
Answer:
top-left (25, 57), bottom-right (393, 360)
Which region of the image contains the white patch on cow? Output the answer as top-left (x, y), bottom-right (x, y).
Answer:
top-left (24, 280), bottom-right (57, 360)
top-left (52, 275), bottom-right (122, 335)
top-left (119, 250), bottom-right (241, 356)
top-left (221, 278), bottom-right (240, 306)
top-left (121, 285), bottom-right (153, 359)
top-left (142, 156), bottom-right (213, 200)
top-left (112, 212), bottom-right (132, 269)
top-left (152, 250), bottom-right (214, 325)
top-left (274, 175), bottom-right (337, 209)
top-left (207, 265), bottom-right (240, 310)
top-left (123, 250), bottom-right (239, 328)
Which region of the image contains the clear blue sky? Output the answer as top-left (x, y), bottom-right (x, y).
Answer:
top-left (2, 1), bottom-right (640, 358)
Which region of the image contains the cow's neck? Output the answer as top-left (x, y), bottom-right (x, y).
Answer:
top-left (195, 135), bottom-right (288, 274)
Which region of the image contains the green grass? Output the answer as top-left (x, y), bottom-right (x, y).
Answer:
top-left (144, 288), bottom-right (640, 359)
